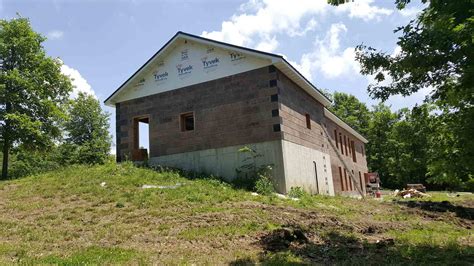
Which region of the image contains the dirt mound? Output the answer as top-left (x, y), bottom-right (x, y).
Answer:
top-left (260, 226), bottom-right (309, 251)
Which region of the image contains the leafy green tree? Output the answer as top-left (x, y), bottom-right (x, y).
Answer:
top-left (0, 17), bottom-right (72, 179)
top-left (330, 92), bottom-right (370, 135)
top-left (64, 92), bottom-right (111, 164)
top-left (356, 0), bottom-right (473, 106)
top-left (365, 103), bottom-right (399, 187)
top-left (341, 0), bottom-right (473, 188)
top-left (387, 104), bottom-right (433, 188)
top-left (427, 110), bottom-right (473, 190)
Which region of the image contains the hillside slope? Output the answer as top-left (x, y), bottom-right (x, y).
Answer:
top-left (0, 163), bottom-right (472, 264)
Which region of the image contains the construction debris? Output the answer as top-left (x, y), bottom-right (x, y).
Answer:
top-left (406, 183), bottom-right (427, 193)
top-left (141, 183), bottom-right (183, 189)
top-left (394, 188), bottom-right (431, 198)
top-left (275, 193), bottom-right (300, 201)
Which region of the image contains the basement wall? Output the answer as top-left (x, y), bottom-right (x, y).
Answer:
top-left (148, 140), bottom-right (286, 193)
top-left (281, 140), bottom-right (334, 195)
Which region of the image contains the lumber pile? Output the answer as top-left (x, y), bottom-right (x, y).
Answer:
top-left (393, 188), bottom-right (431, 198)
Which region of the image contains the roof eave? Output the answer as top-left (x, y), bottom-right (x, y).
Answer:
top-left (324, 108), bottom-right (369, 143)
top-left (273, 58), bottom-right (332, 107)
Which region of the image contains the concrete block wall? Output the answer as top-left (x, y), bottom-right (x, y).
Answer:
top-left (276, 69), bottom-right (368, 196)
top-left (115, 66), bottom-right (281, 162)
top-left (325, 119), bottom-right (368, 195)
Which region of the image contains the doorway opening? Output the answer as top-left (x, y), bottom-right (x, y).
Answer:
top-left (132, 116), bottom-right (150, 161)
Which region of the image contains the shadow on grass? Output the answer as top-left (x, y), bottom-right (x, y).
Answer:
top-left (230, 226), bottom-right (474, 265)
top-left (395, 200), bottom-right (474, 220)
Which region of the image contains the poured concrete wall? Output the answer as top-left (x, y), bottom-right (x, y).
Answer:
top-left (281, 140), bottom-right (335, 196)
top-left (148, 140), bottom-right (286, 193)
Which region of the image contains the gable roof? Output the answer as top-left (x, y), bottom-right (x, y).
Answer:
top-left (104, 31), bottom-right (367, 143)
top-left (104, 31), bottom-right (331, 107)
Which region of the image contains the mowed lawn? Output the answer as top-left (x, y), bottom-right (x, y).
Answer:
top-left (0, 163), bottom-right (472, 265)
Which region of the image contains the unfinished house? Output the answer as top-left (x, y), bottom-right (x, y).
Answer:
top-left (105, 32), bottom-right (369, 196)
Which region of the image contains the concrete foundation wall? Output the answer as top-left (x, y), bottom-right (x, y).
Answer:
top-left (281, 140), bottom-right (335, 196)
top-left (148, 140), bottom-right (287, 193)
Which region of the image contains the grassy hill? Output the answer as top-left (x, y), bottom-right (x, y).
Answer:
top-left (0, 162), bottom-right (472, 265)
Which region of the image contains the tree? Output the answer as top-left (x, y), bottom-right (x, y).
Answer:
top-left (387, 104), bottom-right (433, 188)
top-left (346, 0), bottom-right (473, 188)
top-left (64, 92), bottom-right (111, 164)
top-left (356, 0), bottom-right (473, 106)
top-left (365, 103), bottom-right (399, 187)
top-left (330, 92), bottom-right (370, 135)
top-left (0, 17), bottom-right (72, 179)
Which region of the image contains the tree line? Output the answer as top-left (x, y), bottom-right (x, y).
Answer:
top-left (328, 92), bottom-right (473, 191)
top-left (327, 0), bottom-right (473, 191)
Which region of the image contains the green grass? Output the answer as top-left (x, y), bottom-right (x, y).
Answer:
top-left (0, 162), bottom-right (472, 264)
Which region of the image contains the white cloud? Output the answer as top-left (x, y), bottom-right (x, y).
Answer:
top-left (201, 0), bottom-right (402, 103)
top-left (47, 30), bottom-right (64, 40)
top-left (202, 0), bottom-right (330, 52)
top-left (334, 0), bottom-right (393, 21)
top-left (201, 0), bottom-right (392, 58)
top-left (60, 64), bottom-right (96, 98)
top-left (291, 22), bottom-right (360, 81)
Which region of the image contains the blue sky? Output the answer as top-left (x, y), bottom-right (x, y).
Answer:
top-left (2, 0), bottom-right (426, 152)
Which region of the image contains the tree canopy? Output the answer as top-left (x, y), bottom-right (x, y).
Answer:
top-left (63, 93), bottom-right (111, 165)
top-left (330, 0), bottom-right (474, 188)
top-left (0, 17), bottom-right (72, 179)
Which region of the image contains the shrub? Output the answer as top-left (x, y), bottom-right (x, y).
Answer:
top-left (463, 177), bottom-right (474, 192)
top-left (255, 175), bottom-right (275, 195)
top-left (288, 186), bottom-right (307, 198)
top-left (7, 149), bottom-right (61, 179)
top-left (234, 146), bottom-right (275, 194)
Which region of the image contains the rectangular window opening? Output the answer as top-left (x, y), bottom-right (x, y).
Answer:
top-left (305, 114), bottom-right (311, 129)
top-left (271, 109), bottom-right (279, 117)
top-left (269, 79), bottom-right (277, 87)
top-left (344, 135), bottom-right (348, 156)
top-left (339, 133), bottom-right (344, 155)
top-left (270, 94), bottom-right (278, 102)
top-left (359, 171), bottom-right (363, 191)
top-left (273, 124), bottom-right (281, 132)
top-left (180, 112), bottom-right (194, 132)
top-left (349, 170), bottom-right (354, 191)
top-left (334, 129), bottom-right (338, 149)
top-left (339, 167), bottom-right (344, 191)
top-left (344, 169), bottom-right (348, 191)
top-left (351, 140), bottom-right (357, 162)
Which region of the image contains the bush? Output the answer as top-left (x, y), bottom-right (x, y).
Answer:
top-left (255, 174), bottom-right (275, 195)
top-left (463, 177), bottom-right (474, 192)
top-left (234, 146), bottom-right (275, 194)
top-left (7, 150), bottom-right (61, 179)
top-left (288, 187), bottom-right (307, 198)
